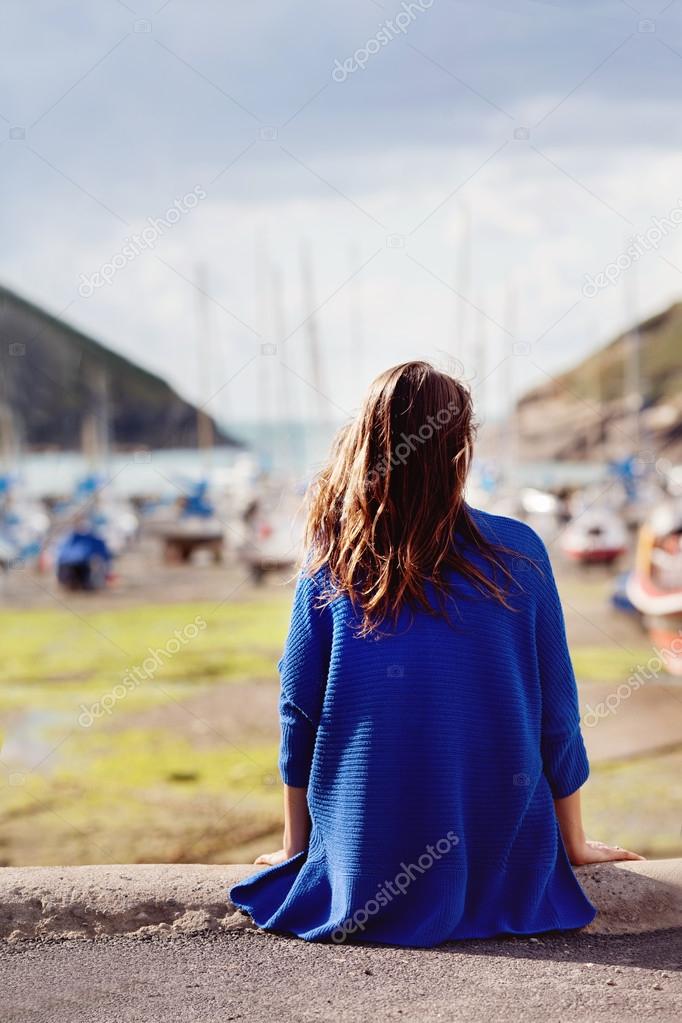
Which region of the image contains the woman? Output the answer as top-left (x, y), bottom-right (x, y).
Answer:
top-left (231, 361), bottom-right (642, 947)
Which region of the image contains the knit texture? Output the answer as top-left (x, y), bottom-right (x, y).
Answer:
top-left (230, 507), bottom-right (596, 946)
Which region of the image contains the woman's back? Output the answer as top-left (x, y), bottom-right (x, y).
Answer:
top-left (231, 361), bottom-right (640, 947)
top-left (309, 509), bottom-right (546, 868)
top-left (233, 508), bottom-right (595, 944)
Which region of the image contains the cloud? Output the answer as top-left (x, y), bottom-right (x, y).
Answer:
top-left (1, 0), bottom-right (681, 428)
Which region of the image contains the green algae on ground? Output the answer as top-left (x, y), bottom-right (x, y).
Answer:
top-left (2, 575), bottom-right (680, 866)
top-left (582, 746), bottom-right (682, 858)
top-left (0, 595), bottom-right (292, 865)
top-left (80, 728), bottom-right (279, 793)
top-left (571, 645), bottom-right (666, 684)
top-left (0, 596), bottom-right (291, 689)
top-left (4, 719), bottom-right (682, 865)
top-left (0, 728), bottom-right (282, 866)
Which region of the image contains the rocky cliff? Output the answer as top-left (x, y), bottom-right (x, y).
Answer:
top-left (0, 284), bottom-right (239, 451)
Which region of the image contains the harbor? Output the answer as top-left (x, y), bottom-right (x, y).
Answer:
top-left (1, 265), bottom-right (682, 869)
top-left (1, 439), bottom-right (681, 868)
top-left (4, 2), bottom-right (682, 1018)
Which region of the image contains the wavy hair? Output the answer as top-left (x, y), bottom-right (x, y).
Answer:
top-left (304, 361), bottom-right (519, 635)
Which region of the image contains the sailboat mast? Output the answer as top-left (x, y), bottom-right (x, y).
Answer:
top-left (473, 297), bottom-right (488, 428)
top-left (81, 366), bottom-right (109, 472)
top-left (194, 263), bottom-right (214, 470)
top-left (624, 264), bottom-right (642, 452)
top-left (0, 361), bottom-right (18, 470)
top-left (504, 284), bottom-right (518, 481)
top-left (455, 203), bottom-right (472, 372)
top-left (270, 261), bottom-right (296, 474)
top-left (300, 242), bottom-right (326, 425)
top-left (348, 243), bottom-right (364, 386)
top-left (0, 404), bottom-right (16, 469)
top-left (254, 236), bottom-right (275, 470)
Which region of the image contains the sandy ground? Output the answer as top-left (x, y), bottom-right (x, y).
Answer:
top-left (580, 683), bottom-right (682, 762)
top-left (1, 928), bottom-right (681, 1023)
top-left (104, 670), bottom-right (682, 766)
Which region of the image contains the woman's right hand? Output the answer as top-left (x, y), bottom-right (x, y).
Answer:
top-left (567, 838), bottom-right (645, 866)
top-left (254, 848), bottom-right (290, 867)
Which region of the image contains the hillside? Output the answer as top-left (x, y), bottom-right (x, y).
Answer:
top-left (0, 284), bottom-right (239, 451)
top-left (516, 301), bottom-right (682, 461)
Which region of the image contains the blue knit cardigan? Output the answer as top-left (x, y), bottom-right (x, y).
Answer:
top-left (230, 508), bottom-right (596, 946)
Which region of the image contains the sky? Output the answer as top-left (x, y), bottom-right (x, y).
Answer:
top-left (2, 0), bottom-right (682, 430)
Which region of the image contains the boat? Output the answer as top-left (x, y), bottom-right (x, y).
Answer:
top-left (610, 571), bottom-right (640, 617)
top-left (560, 507), bottom-right (628, 565)
top-left (0, 474), bottom-right (50, 570)
top-left (519, 487), bottom-right (560, 519)
top-left (55, 526), bottom-right (112, 591)
top-left (155, 480), bottom-right (225, 563)
top-left (626, 500), bottom-right (682, 674)
top-left (51, 474), bottom-right (138, 557)
top-left (237, 482), bottom-right (305, 583)
top-left (46, 472), bottom-right (137, 587)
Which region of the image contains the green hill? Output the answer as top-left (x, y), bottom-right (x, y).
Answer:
top-left (534, 302), bottom-right (682, 405)
top-left (517, 302), bottom-right (682, 461)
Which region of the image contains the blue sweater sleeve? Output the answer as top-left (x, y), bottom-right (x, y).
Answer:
top-left (533, 538), bottom-right (590, 799)
top-left (278, 571), bottom-right (333, 788)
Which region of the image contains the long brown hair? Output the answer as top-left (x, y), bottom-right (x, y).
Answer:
top-left (304, 361), bottom-right (519, 635)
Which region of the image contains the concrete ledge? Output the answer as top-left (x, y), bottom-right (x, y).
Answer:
top-left (0, 860), bottom-right (681, 942)
top-left (0, 864), bottom-right (257, 942)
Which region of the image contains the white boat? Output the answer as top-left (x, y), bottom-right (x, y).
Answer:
top-left (626, 500), bottom-right (682, 674)
top-left (238, 483), bottom-right (306, 583)
top-left (560, 507), bottom-right (628, 565)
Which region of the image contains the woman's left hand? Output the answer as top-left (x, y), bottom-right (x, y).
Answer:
top-left (255, 789), bottom-right (310, 866)
top-left (254, 848), bottom-right (290, 866)
top-left (568, 838), bottom-right (645, 865)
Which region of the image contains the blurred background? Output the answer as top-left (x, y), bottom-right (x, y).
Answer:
top-left (1, 0), bottom-right (682, 867)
